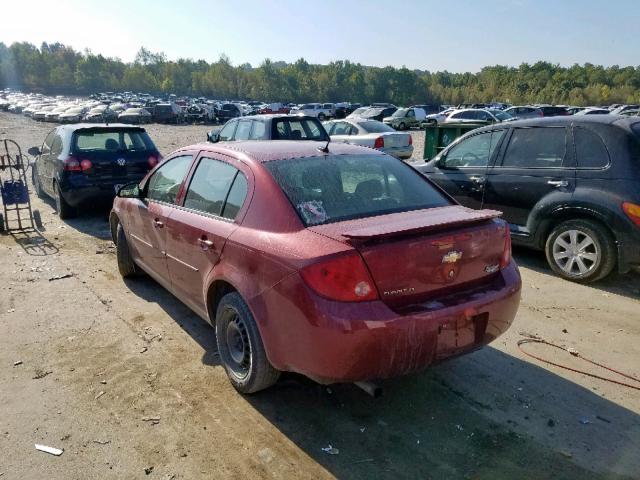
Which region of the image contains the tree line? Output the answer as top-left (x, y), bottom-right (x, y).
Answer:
top-left (1, 42), bottom-right (639, 106)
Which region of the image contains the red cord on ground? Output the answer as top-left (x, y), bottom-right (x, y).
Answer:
top-left (517, 336), bottom-right (640, 391)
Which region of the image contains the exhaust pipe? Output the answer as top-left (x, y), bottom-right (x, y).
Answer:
top-left (354, 381), bottom-right (382, 398)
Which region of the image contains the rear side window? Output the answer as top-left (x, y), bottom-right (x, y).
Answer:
top-left (147, 155), bottom-right (192, 204)
top-left (265, 154), bottom-right (450, 226)
top-left (502, 127), bottom-right (567, 168)
top-left (574, 127), bottom-right (610, 169)
top-left (273, 119), bottom-right (326, 140)
top-left (73, 130), bottom-right (154, 152)
top-left (184, 158), bottom-right (239, 217)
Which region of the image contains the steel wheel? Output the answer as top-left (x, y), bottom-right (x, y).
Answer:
top-left (223, 308), bottom-right (251, 379)
top-left (552, 229), bottom-right (599, 277)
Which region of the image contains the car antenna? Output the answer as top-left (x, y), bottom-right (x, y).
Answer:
top-left (317, 138), bottom-right (330, 153)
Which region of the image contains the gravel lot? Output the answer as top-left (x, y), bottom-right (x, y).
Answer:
top-left (0, 113), bottom-right (639, 480)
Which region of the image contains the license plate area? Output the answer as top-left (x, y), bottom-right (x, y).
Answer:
top-left (436, 312), bottom-right (489, 360)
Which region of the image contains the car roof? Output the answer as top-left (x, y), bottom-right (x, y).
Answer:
top-left (177, 140), bottom-right (383, 164)
top-left (55, 123), bottom-right (146, 132)
top-left (469, 115), bottom-right (640, 132)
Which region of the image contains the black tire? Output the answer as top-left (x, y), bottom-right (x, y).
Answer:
top-left (0, 213), bottom-right (4, 233)
top-left (398, 122), bottom-right (406, 130)
top-left (33, 210), bottom-right (43, 230)
top-left (54, 182), bottom-right (76, 219)
top-left (116, 223), bottom-right (139, 278)
top-left (545, 219), bottom-right (616, 283)
top-left (318, 113), bottom-right (326, 121)
top-left (32, 166), bottom-right (45, 199)
top-left (215, 292), bottom-right (280, 393)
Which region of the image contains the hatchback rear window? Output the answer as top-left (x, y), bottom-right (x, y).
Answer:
top-left (73, 129), bottom-right (155, 152)
top-left (265, 154), bottom-right (450, 226)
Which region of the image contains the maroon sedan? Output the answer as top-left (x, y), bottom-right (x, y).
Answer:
top-left (111, 141), bottom-right (521, 393)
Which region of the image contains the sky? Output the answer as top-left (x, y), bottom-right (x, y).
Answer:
top-left (2, 0), bottom-right (639, 72)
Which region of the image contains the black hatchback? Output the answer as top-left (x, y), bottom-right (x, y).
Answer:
top-left (413, 116), bottom-right (640, 283)
top-left (30, 124), bottom-right (161, 218)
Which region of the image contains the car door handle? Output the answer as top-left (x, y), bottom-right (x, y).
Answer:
top-left (153, 218), bottom-right (164, 228)
top-left (198, 237), bottom-right (215, 250)
top-left (469, 176), bottom-right (486, 184)
top-left (547, 180), bottom-right (569, 188)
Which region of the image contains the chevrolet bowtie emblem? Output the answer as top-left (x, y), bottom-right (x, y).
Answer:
top-left (442, 250), bottom-right (463, 264)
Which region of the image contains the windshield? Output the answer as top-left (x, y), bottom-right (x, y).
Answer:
top-left (491, 110), bottom-right (513, 121)
top-left (392, 108), bottom-right (408, 118)
top-left (363, 108), bottom-right (383, 118)
top-left (358, 121), bottom-right (395, 133)
top-left (350, 107), bottom-right (369, 116)
top-left (264, 154), bottom-right (450, 226)
top-left (73, 129), bottom-right (155, 153)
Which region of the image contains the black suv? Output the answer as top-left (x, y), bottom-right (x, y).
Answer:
top-left (414, 116), bottom-right (640, 283)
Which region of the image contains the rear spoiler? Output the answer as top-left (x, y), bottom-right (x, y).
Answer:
top-left (340, 207), bottom-right (502, 240)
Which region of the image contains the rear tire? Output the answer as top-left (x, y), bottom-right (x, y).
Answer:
top-left (0, 213), bottom-right (4, 233)
top-left (54, 182), bottom-right (76, 219)
top-left (32, 166), bottom-right (45, 198)
top-left (215, 292), bottom-right (280, 394)
top-left (116, 224), bottom-right (139, 278)
top-left (545, 219), bottom-right (616, 283)
top-left (398, 122), bottom-right (406, 130)
top-left (33, 210), bottom-right (43, 230)
top-left (318, 113), bottom-right (326, 121)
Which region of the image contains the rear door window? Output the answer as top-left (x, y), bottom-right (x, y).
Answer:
top-left (234, 120), bottom-right (252, 141)
top-left (574, 127), bottom-right (610, 169)
top-left (184, 157), bottom-right (238, 217)
top-left (146, 155), bottom-right (192, 204)
top-left (442, 130), bottom-right (506, 168)
top-left (501, 127), bottom-right (567, 168)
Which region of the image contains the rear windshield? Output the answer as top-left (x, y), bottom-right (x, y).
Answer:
top-left (358, 121), bottom-right (395, 133)
top-left (273, 119), bottom-right (328, 140)
top-left (265, 154), bottom-right (450, 226)
top-left (73, 129), bottom-right (155, 153)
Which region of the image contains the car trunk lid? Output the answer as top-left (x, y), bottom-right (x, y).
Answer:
top-left (309, 205), bottom-right (506, 307)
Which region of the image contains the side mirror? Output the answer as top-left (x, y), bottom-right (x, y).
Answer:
top-left (27, 146), bottom-right (41, 156)
top-left (207, 131), bottom-right (220, 143)
top-left (117, 182), bottom-right (142, 198)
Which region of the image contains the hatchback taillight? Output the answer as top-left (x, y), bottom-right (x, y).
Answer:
top-left (63, 156), bottom-right (81, 172)
top-left (408, 135), bottom-right (413, 146)
top-left (500, 223), bottom-right (512, 269)
top-left (148, 155), bottom-right (159, 168)
top-left (80, 159), bottom-right (92, 171)
top-left (374, 137), bottom-right (384, 149)
top-left (300, 253), bottom-right (378, 302)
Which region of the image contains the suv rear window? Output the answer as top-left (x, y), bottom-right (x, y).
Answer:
top-left (73, 129), bottom-right (155, 152)
top-left (265, 154), bottom-right (450, 226)
top-left (501, 127), bottom-right (567, 168)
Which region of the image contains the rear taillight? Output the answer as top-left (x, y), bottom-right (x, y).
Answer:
top-left (80, 159), bottom-right (92, 171)
top-left (623, 202), bottom-right (640, 227)
top-left (500, 223), bottom-right (512, 269)
top-left (374, 137), bottom-right (384, 149)
top-left (538, 111), bottom-right (543, 116)
top-left (408, 135), bottom-right (413, 146)
top-left (148, 155), bottom-right (159, 168)
top-left (300, 253), bottom-right (378, 302)
top-left (63, 156), bottom-right (81, 172)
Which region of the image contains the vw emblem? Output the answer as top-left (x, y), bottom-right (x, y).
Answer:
top-left (116, 157), bottom-right (126, 166)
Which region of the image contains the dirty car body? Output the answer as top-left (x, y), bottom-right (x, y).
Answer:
top-left (111, 141), bottom-right (521, 391)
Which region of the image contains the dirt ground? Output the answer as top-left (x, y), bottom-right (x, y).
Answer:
top-left (0, 112), bottom-right (639, 480)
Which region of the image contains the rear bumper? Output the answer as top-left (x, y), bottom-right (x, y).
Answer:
top-left (617, 230), bottom-right (640, 273)
top-left (251, 262), bottom-right (521, 384)
top-left (58, 174), bottom-right (146, 207)
top-left (381, 146), bottom-right (414, 159)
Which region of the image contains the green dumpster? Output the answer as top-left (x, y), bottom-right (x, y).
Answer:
top-left (423, 123), bottom-right (487, 160)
